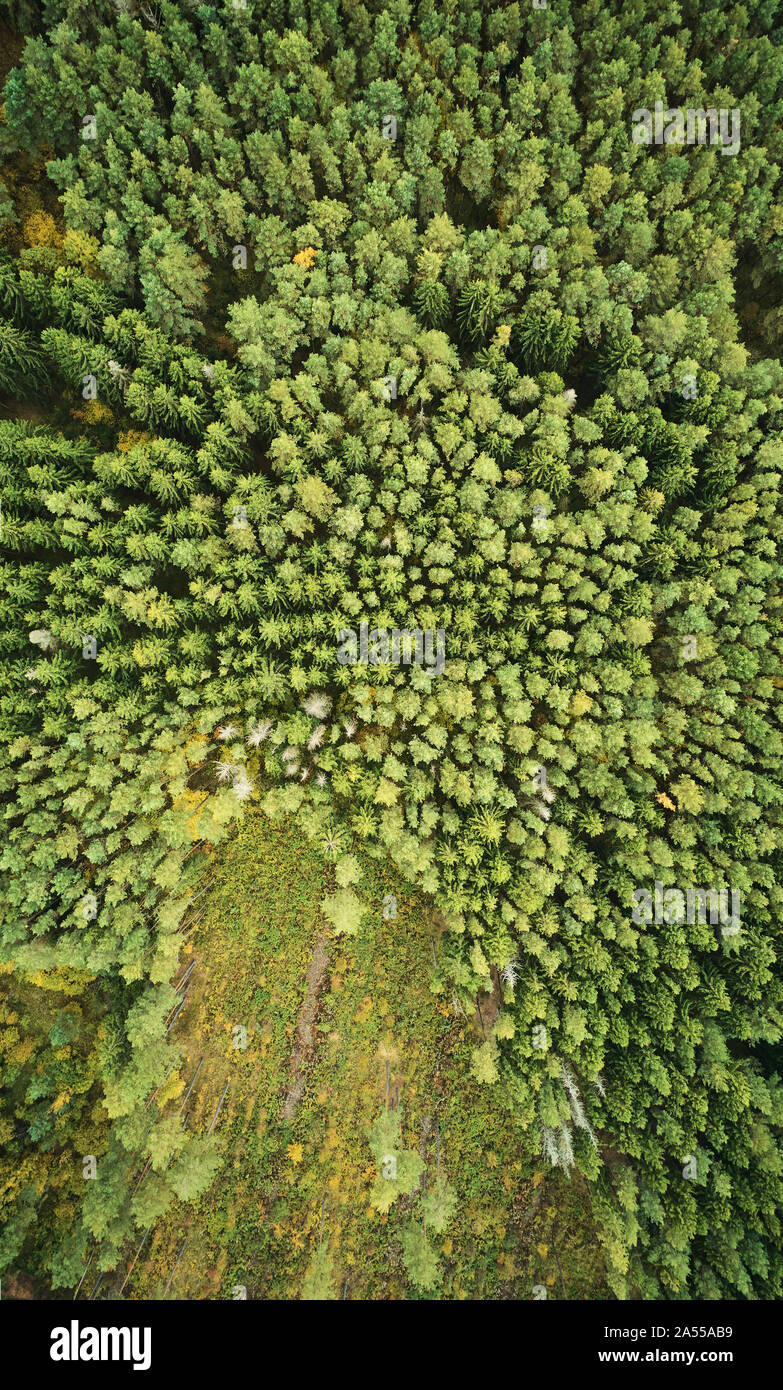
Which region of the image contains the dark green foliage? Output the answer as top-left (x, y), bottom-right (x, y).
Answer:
top-left (414, 279), bottom-right (449, 328)
top-left (511, 309), bottom-right (581, 374)
top-left (0, 318), bottom-right (47, 390)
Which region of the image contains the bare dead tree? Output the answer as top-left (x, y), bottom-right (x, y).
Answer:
top-left (162, 1240), bottom-right (187, 1298)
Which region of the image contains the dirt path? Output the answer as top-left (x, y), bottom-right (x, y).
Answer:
top-left (280, 934), bottom-right (330, 1121)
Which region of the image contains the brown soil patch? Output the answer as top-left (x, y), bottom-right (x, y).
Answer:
top-left (280, 934), bottom-right (330, 1121)
top-left (473, 965), bottom-right (504, 1036)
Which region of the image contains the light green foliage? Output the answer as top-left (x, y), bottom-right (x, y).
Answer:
top-left (301, 1243), bottom-right (337, 1301)
top-left (423, 1180), bottom-right (458, 1235)
top-left (320, 888), bottom-right (367, 938)
top-left (401, 1221), bottom-right (440, 1291)
top-left (367, 1105), bottom-right (425, 1212)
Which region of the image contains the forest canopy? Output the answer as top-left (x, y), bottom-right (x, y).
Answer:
top-left (0, 0), bottom-right (782, 1301)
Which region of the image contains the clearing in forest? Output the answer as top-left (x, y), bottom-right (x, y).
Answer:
top-left (125, 812), bottom-right (607, 1301)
